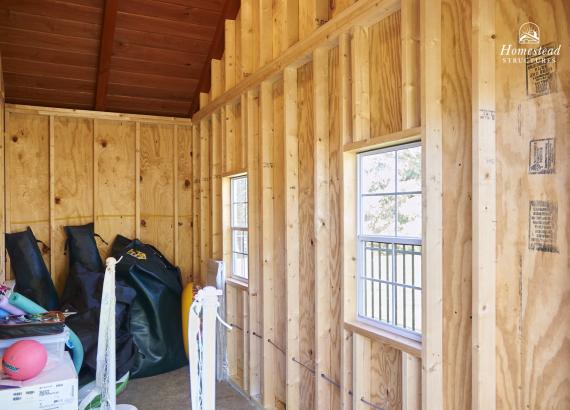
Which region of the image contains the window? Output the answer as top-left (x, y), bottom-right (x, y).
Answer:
top-left (357, 143), bottom-right (422, 339)
top-left (230, 175), bottom-right (248, 280)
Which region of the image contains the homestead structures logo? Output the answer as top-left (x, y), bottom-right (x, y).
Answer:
top-left (519, 22), bottom-right (540, 44)
top-left (501, 22), bottom-right (561, 64)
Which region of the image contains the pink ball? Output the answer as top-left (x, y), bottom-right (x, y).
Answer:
top-left (2, 340), bottom-right (47, 381)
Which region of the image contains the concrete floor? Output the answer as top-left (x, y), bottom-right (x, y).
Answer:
top-left (118, 366), bottom-right (256, 410)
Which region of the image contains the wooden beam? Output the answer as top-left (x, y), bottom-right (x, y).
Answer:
top-left (225, 20), bottom-right (237, 91)
top-left (193, 0), bottom-right (401, 122)
top-left (199, 119), bottom-right (211, 285)
top-left (284, 66), bottom-right (300, 409)
top-left (421, 0), bottom-right (444, 408)
top-left (343, 126), bottom-right (421, 152)
top-left (401, 1), bottom-right (421, 408)
top-left (258, 0), bottom-right (273, 66)
top-left (472, 0), bottom-right (496, 408)
top-left (351, 26), bottom-right (371, 142)
top-left (190, 0), bottom-right (241, 114)
top-left (246, 89), bottom-right (262, 399)
top-left (338, 32), bottom-right (355, 410)
top-left (260, 81), bottom-right (275, 408)
top-left (173, 125), bottom-right (179, 266)
top-left (401, 0), bottom-right (420, 129)
top-left (192, 123), bottom-right (201, 282)
top-left (352, 333), bottom-right (371, 409)
top-left (4, 104), bottom-right (192, 125)
top-left (240, 0), bottom-right (254, 78)
top-left (94, 0), bottom-right (119, 111)
top-left (313, 47), bottom-right (332, 410)
top-left (211, 112), bottom-right (222, 260)
top-left (211, 59), bottom-right (223, 100)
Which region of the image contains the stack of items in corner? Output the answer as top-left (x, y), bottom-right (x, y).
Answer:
top-left (0, 310), bottom-right (78, 410)
top-left (3, 223), bottom-right (187, 387)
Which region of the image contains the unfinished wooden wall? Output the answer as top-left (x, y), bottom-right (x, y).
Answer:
top-left (495, 1), bottom-right (570, 409)
top-left (190, 1), bottom-right (441, 409)
top-left (1, 105), bottom-right (194, 290)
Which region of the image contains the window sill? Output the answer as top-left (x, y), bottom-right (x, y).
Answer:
top-left (226, 277), bottom-right (248, 291)
top-left (344, 319), bottom-right (422, 358)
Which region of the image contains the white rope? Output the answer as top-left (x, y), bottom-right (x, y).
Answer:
top-left (188, 287), bottom-right (226, 410)
top-left (79, 257), bottom-right (136, 410)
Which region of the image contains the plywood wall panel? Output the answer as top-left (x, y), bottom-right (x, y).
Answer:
top-left (441, 0), bottom-right (473, 409)
top-left (496, 1), bottom-right (570, 409)
top-left (5, 112), bottom-right (51, 276)
top-left (3, 106), bottom-right (192, 289)
top-left (52, 116), bottom-right (94, 291)
top-left (94, 119), bottom-right (137, 258)
top-left (177, 125), bottom-right (193, 283)
top-left (369, 10), bottom-right (402, 137)
top-left (139, 123), bottom-right (175, 261)
top-left (370, 341), bottom-right (403, 410)
top-left (297, 62), bottom-right (316, 409)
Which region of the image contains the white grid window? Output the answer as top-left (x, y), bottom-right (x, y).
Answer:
top-left (231, 175), bottom-right (248, 280)
top-left (357, 142), bottom-right (422, 339)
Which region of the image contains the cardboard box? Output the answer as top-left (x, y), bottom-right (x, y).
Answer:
top-left (0, 352), bottom-right (77, 410)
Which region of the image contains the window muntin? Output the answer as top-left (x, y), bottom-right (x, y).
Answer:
top-left (230, 176), bottom-right (248, 280)
top-left (357, 143), bottom-right (422, 338)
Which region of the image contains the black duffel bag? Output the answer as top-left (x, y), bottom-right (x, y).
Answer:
top-left (111, 235), bottom-right (187, 378)
top-left (63, 263), bottom-right (137, 382)
top-left (61, 224), bottom-right (137, 382)
top-left (5, 227), bottom-right (59, 310)
top-left (64, 223), bottom-right (105, 273)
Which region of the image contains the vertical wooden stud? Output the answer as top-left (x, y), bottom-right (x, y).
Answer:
top-left (421, 0), bottom-right (444, 408)
top-left (241, 0), bottom-right (254, 77)
top-left (135, 121), bottom-right (141, 239)
top-left (284, 66), bottom-right (300, 410)
top-left (351, 27), bottom-right (371, 142)
top-left (340, 32), bottom-right (355, 409)
top-left (48, 115), bottom-right (55, 277)
top-left (259, 0), bottom-right (273, 66)
top-left (200, 93), bottom-right (210, 110)
top-left (299, 0), bottom-right (329, 40)
top-left (247, 89), bottom-right (262, 399)
top-left (192, 123), bottom-right (201, 282)
top-left (472, 0), bottom-right (496, 409)
top-left (211, 112), bottom-right (223, 260)
top-left (274, 0), bottom-right (299, 55)
top-left (313, 47), bottom-right (332, 410)
top-left (243, 289), bottom-right (250, 391)
top-left (225, 20), bottom-right (237, 91)
top-left (211, 59), bottom-right (223, 100)
top-left (401, 1), bottom-right (422, 408)
top-left (352, 333), bottom-right (371, 410)
top-left (225, 104), bottom-right (237, 173)
top-left (199, 119), bottom-right (211, 285)
top-left (260, 81), bottom-right (275, 408)
top-left (339, 33), bottom-right (353, 146)
top-left (174, 125), bottom-right (179, 266)
top-left (402, 0), bottom-right (420, 130)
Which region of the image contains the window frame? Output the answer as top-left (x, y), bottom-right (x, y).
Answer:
top-left (356, 141), bottom-right (422, 342)
top-left (229, 174), bottom-right (249, 281)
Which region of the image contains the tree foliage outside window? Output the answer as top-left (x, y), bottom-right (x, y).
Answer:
top-left (357, 143), bottom-right (422, 338)
top-left (231, 176), bottom-right (248, 280)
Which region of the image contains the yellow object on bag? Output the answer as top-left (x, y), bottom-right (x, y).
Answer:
top-left (181, 282), bottom-right (194, 357)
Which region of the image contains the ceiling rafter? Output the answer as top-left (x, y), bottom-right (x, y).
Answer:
top-left (94, 0), bottom-right (119, 111)
top-left (189, 0), bottom-right (240, 115)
